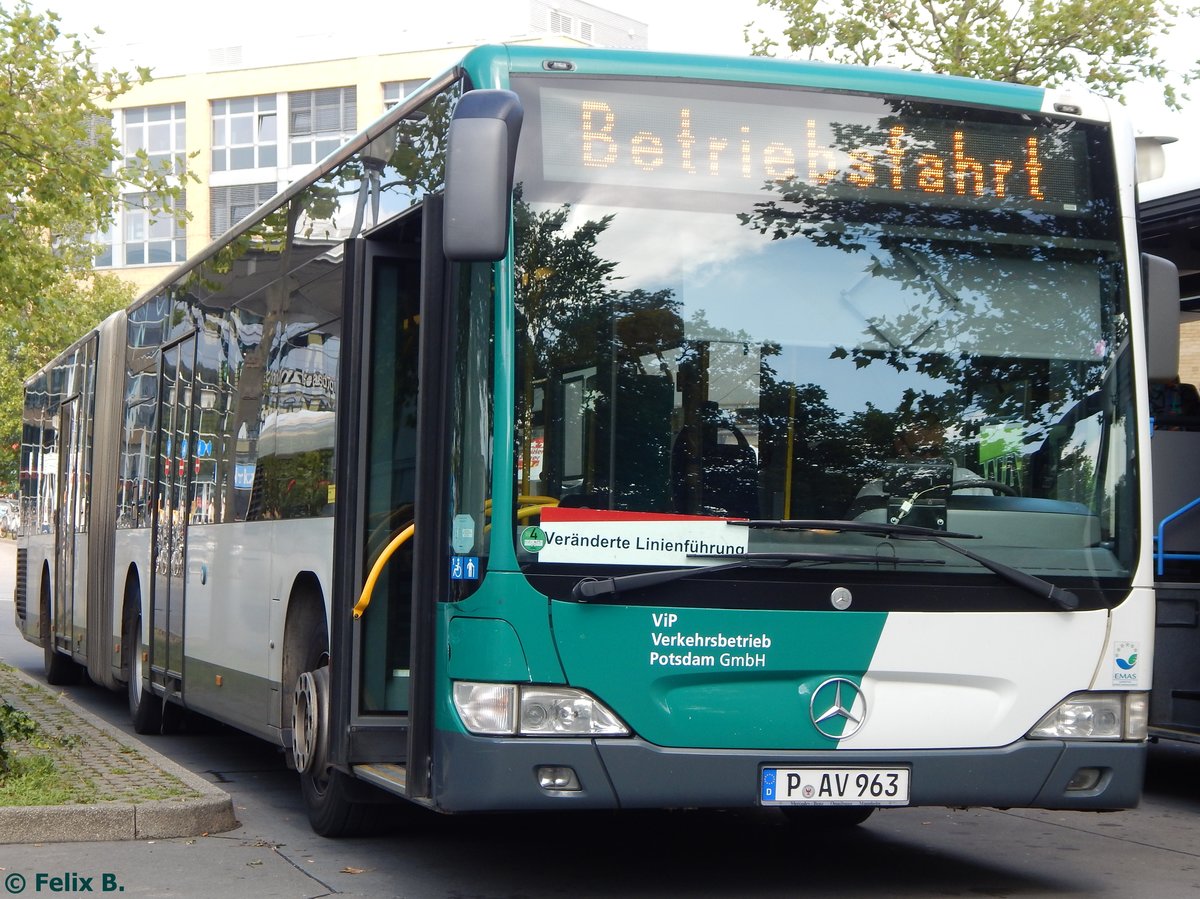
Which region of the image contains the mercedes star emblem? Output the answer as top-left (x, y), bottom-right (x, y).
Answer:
top-left (809, 677), bottom-right (866, 740)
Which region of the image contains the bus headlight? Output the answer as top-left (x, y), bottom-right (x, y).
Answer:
top-left (519, 687), bottom-right (628, 736)
top-left (453, 682), bottom-right (629, 737)
top-left (1028, 692), bottom-right (1148, 741)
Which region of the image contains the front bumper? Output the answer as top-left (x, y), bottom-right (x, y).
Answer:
top-left (431, 731), bottom-right (1145, 812)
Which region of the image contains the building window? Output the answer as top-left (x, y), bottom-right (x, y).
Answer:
top-left (212, 96), bottom-right (277, 171)
top-left (547, 7), bottom-right (593, 39)
top-left (123, 191), bottom-right (186, 266)
top-left (289, 87), bottom-right (356, 166)
top-left (123, 103), bottom-right (186, 175)
top-left (210, 183), bottom-right (275, 238)
top-left (93, 222), bottom-right (114, 268)
top-left (85, 113), bottom-right (116, 175)
top-left (383, 80), bottom-right (426, 110)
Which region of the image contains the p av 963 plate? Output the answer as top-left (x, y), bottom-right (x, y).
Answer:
top-left (761, 767), bottom-right (910, 806)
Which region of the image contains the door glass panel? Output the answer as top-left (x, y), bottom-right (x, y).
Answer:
top-left (152, 347), bottom-right (178, 672)
top-left (360, 248), bottom-right (421, 713)
top-left (55, 397), bottom-right (81, 648)
top-left (152, 339), bottom-right (195, 678)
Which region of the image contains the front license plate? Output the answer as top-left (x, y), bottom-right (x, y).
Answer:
top-left (761, 767), bottom-right (910, 806)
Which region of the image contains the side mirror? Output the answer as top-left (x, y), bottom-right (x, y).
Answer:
top-left (1134, 135), bottom-right (1175, 184)
top-left (1143, 253), bottom-right (1180, 381)
top-left (443, 90), bottom-right (524, 261)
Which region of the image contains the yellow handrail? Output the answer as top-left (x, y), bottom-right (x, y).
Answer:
top-left (518, 494), bottom-right (559, 507)
top-left (353, 495), bottom-right (561, 617)
top-left (352, 523), bottom-right (414, 620)
top-left (517, 502), bottom-right (556, 522)
top-left (481, 496), bottom-right (559, 533)
top-left (483, 495), bottom-right (559, 513)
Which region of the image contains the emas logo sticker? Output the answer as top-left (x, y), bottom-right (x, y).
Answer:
top-left (1112, 641), bottom-right (1140, 686)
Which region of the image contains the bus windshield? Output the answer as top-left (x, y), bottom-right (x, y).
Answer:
top-left (510, 75), bottom-right (1135, 586)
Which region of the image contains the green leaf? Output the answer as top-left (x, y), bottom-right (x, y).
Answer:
top-left (0, 4), bottom-right (168, 489)
top-left (752, 0), bottom-right (1192, 106)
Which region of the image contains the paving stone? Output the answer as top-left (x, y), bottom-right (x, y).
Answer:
top-left (0, 664), bottom-right (237, 842)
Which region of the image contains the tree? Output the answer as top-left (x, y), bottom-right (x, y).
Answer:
top-left (750, 0), bottom-right (1192, 107)
top-left (0, 3), bottom-right (186, 490)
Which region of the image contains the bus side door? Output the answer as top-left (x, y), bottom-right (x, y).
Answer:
top-left (53, 396), bottom-right (83, 660)
top-left (150, 335), bottom-right (196, 694)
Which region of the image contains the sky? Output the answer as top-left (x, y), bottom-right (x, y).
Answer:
top-left (26, 0), bottom-right (1200, 194)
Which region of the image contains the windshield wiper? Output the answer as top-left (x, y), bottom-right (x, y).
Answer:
top-left (571, 551), bottom-right (943, 602)
top-left (731, 518), bottom-right (980, 540)
top-left (728, 519), bottom-right (1079, 611)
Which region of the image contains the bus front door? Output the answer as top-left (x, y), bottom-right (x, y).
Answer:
top-left (327, 199), bottom-right (450, 805)
top-left (150, 336), bottom-right (196, 697)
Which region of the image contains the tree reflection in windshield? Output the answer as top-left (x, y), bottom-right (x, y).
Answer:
top-left (512, 99), bottom-right (1135, 570)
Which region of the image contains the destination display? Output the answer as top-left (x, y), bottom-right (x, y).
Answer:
top-left (536, 84), bottom-right (1092, 214)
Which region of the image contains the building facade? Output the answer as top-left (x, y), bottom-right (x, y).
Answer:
top-left (99, 0), bottom-right (646, 295)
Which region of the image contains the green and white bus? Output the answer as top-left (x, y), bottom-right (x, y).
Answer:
top-left (17, 44), bottom-right (1161, 835)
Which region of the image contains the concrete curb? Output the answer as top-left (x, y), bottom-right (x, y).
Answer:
top-left (0, 666), bottom-right (239, 844)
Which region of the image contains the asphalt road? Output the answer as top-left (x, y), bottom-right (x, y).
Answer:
top-left (3, 538), bottom-right (1200, 898)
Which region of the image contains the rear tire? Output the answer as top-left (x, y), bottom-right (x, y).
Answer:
top-left (41, 580), bottom-right (80, 686)
top-left (293, 621), bottom-right (374, 837)
top-left (123, 599), bottom-right (162, 734)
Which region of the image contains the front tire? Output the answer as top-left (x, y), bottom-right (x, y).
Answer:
top-left (293, 623), bottom-right (374, 837)
top-left (301, 765), bottom-right (377, 838)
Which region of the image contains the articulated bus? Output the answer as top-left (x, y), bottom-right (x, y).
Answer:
top-left (16, 45), bottom-right (1165, 835)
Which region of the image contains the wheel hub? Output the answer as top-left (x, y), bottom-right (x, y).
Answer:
top-left (291, 668), bottom-right (329, 775)
top-left (292, 671), bottom-right (317, 773)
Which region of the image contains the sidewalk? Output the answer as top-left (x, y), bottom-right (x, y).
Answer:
top-left (0, 663), bottom-right (237, 844)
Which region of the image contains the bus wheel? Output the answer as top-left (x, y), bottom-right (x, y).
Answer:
top-left (41, 581), bottom-right (80, 686)
top-left (779, 806), bottom-right (874, 828)
top-left (294, 635), bottom-right (372, 837)
top-left (123, 601), bottom-right (162, 734)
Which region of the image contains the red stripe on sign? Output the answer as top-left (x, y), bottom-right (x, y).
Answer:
top-left (541, 507), bottom-right (744, 524)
